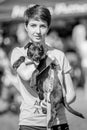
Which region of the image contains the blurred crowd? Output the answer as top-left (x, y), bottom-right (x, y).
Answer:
top-left (0, 18), bottom-right (87, 114)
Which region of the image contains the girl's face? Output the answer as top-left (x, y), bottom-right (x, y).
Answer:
top-left (25, 18), bottom-right (48, 44)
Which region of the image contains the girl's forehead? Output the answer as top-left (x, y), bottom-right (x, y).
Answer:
top-left (28, 18), bottom-right (47, 25)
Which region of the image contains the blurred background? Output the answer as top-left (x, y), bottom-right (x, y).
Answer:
top-left (0, 0), bottom-right (87, 130)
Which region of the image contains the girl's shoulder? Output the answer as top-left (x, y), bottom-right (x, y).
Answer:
top-left (10, 46), bottom-right (26, 66)
top-left (47, 49), bottom-right (65, 61)
top-left (11, 46), bottom-right (26, 57)
top-left (47, 49), bottom-right (65, 70)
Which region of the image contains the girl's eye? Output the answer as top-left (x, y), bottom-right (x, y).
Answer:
top-left (30, 24), bottom-right (36, 27)
top-left (40, 25), bottom-right (46, 28)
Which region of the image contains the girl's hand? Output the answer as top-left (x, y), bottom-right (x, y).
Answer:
top-left (25, 57), bottom-right (32, 65)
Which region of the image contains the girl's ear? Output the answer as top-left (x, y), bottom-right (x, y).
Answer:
top-left (25, 24), bottom-right (28, 32)
top-left (47, 27), bottom-right (50, 34)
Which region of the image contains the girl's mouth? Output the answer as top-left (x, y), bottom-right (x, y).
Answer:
top-left (35, 37), bottom-right (41, 40)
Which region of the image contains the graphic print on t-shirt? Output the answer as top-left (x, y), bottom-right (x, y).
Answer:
top-left (33, 57), bottom-right (63, 128)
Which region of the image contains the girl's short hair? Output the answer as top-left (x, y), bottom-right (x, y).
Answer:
top-left (24, 4), bottom-right (51, 27)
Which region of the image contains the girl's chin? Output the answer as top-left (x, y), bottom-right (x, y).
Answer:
top-left (33, 39), bottom-right (42, 43)
top-left (30, 38), bottom-right (43, 44)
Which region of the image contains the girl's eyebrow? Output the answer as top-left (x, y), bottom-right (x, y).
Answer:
top-left (29, 22), bottom-right (36, 24)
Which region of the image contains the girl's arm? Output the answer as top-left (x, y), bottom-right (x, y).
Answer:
top-left (63, 73), bottom-right (76, 104)
top-left (16, 57), bottom-right (36, 81)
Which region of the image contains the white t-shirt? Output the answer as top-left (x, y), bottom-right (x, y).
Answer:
top-left (10, 47), bottom-right (71, 127)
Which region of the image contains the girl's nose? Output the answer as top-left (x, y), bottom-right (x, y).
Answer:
top-left (36, 27), bottom-right (41, 33)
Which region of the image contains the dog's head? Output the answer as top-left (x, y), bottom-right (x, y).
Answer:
top-left (27, 43), bottom-right (45, 63)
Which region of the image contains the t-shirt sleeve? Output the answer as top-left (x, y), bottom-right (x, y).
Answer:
top-left (63, 54), bottom-right (72, 74)
top-left (49, 49), bottom-right (72, 74)
top-left (10, 47), bottom-right (24, 69)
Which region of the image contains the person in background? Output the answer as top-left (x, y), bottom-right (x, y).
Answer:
top-left (10, 4), bottom-right (76, 130)
top-left (0, 47), bottom-right (20, 114)
top-left (0, 48), bottom-right (10, 113)
top-left (45, 30), bottom-right (64, 51)
top-left (72, 24), bottom-right (87, 99)
top-left (16, 23), bottom-right (29, 47)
